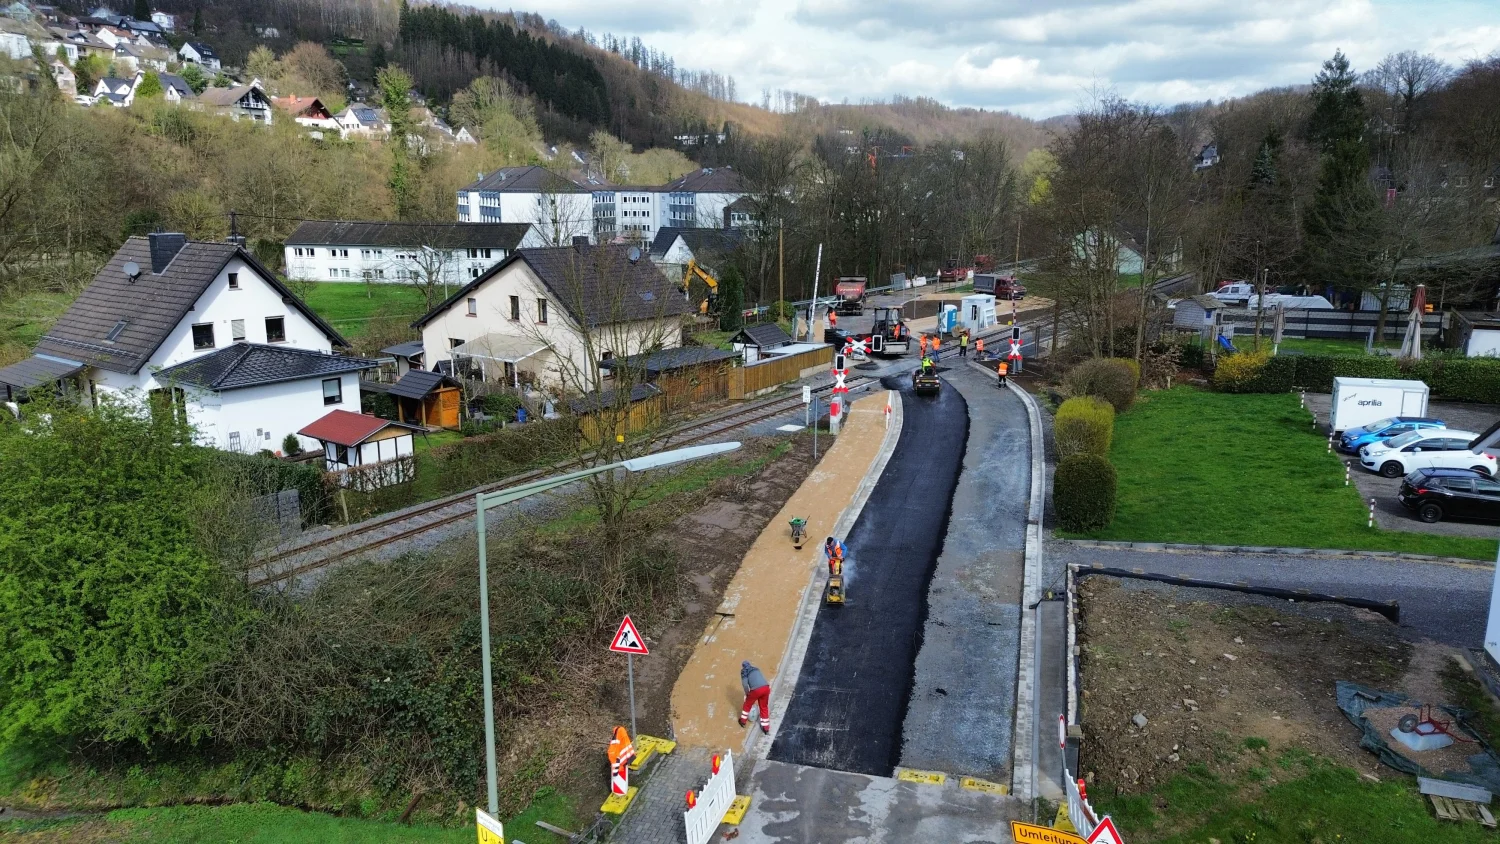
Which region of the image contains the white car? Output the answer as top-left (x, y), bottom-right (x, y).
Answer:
top-left (1359, 429), bottom-right (1496, 478)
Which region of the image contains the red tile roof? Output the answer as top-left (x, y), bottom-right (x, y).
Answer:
top-left (299, 409), bottom-right (408, 446)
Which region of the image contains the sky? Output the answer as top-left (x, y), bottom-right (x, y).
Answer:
top-left (482, 0), bottom-right (1500, 118)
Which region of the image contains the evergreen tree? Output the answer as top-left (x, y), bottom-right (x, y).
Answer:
top-left (377, 66), bottom-right (417, 219)
top-left (1306, 50), bottom-right (1366, 154)
top-left (134, 0), bottom-right (150, 22)
top-left (191, 5), bottom-right (203, 36)
top-left (179, 62), bottom-right (207, 94)
top-left (1301, 51), bottom-right (1376, 290)
top-left (1250, 128), bottom-right (1281, 188)
top-left (135, 71), bottom-right (164, 99)
top-left (718, 266), bottom-right (745, 331)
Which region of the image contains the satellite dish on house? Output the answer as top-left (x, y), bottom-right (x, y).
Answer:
top-left (123, 261), bottom-right (141, 281)
top-left (627, 246), bottom-right (642, 264)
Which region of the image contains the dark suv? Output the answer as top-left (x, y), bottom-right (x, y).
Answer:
top-left (1398, 467), bottom-right (1500, 523)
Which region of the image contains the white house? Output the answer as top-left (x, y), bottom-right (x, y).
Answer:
top-left (283, 221), bottom-right (546, 286)
top-left (149, 11), bottom-right (174, 31)
top-left (0, 233), bottom-right (371, 454)
top-left (588, 167), bottom-right (746, 243)
top-left (157, 72), bottom-right (195, 103)
top-left (298, 409), bottom-right (420, 489)
top-left (271, 95), bottom-right (338, 133)
top-left (456, 166), bottom-right (595, 245)
top-left (178, 40), bottom-right (219, 70)
top-left (410, 244), bottom-right (690, 390)
top-left (647, 227), bottom-right (745, 282)
top-left (93, 73), bottom-right (138, 106)
top-left (335, 102), bottom-right (387, 138)
top-left (199, 83), bottom-right (273, 124)
top-left (49, 59), bottom-right (75, 96)
top-left (0, 17), bottom-right (28, 59)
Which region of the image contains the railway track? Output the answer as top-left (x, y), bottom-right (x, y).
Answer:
top-left (249, 375), bottom-right (876, 587)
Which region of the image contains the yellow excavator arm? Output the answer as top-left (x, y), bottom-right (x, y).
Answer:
top-left (684, 259), bottom-right (720, 315)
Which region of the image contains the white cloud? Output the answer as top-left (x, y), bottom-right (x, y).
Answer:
top-left (473, 0), bottom-right (1500, 118)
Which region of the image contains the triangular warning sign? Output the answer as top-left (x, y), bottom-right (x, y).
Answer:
top-left (1087, 816), bottom-right (1123, 844)
top-left (609, 614), bottom-right (649, 655)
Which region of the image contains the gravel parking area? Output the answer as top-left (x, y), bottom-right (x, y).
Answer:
top-left (1304, 393), bottom-right (1500, 539)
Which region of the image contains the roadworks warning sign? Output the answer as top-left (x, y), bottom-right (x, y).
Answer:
top-left (1010, 821), bottom-right (1088, 844)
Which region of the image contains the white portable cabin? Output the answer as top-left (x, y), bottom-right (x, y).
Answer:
top-left (958, 294), bottom-right (998, 332)
top-left (1329, 377), bottom-right (1430, 433)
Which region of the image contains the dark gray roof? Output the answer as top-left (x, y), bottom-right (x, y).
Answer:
top-left (599, 346), bottom-right (738, 376)
top-left (730, 323), bottom-right (792, 348)
top-left (661, 167), bottom-right (744, 193)
top-left (157, 73), bottom-right (193, 98)
top-left (0, 354), bottom-right (84, 390)
top-left (200, 84), bottom-right (266, 108)
top-left (287, 221), bottom-right (532, 250)
top-left (380, 340), bottom-right (425, 359)
top-left (460, 165), bottom-right (588, 194)
top-left (386, 368), bottom-right (457, 400)
top-left (183, 41), bottom-right (216, 59)
top-left (1187, 294), bottom-right (1222, 309)
top-left (648, 226), bottom-right (745, 261)
top-left (413, 244), bottom-right (691, 330)
top-left (155, 343), bottom-right (373, 391)
top-left (567, 382), bottom-right (661, 414)
top-left (33, 237), bottom-right (346, 374)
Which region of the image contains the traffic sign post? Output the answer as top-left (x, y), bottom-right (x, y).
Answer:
top-left (476, 808), bottom-right (505, 844)
top-left (1011, 821), bottom-right (1087, 844)
top-left (1087, 817), bottom-right (1123, 844)
top-left (610, 615), bottom-right (650, 739)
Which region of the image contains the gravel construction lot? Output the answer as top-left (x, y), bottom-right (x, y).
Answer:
top-left (1078, 576), bottom-right (1470, 841)
top-left (769, 375), bottom-right (967, 777)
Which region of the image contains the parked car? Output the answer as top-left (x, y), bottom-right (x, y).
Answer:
top-left (72, 94), bottom-right (97, 106)
top-left (1338, 416), bottom-right (1446, 453)
top-left (1359, 429), bottom-right (1495, 478)
top-left (1398, 467), bottom-right (1500, 523)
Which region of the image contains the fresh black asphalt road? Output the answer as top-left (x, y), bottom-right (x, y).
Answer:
top-left (899, 363), bottom-right (1030, 780)
top-left (769, 372), bottom-right (969, 777)
top-left (1048, 542), bottom-right (1494, 648)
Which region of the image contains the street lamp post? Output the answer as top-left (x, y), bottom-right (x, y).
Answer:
top-left (472, 441), bottom-right (742, 816)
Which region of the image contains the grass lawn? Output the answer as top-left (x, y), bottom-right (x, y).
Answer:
top-left (0, 289), bottom-right (77, 364)
top-left (298, 282), bottom-right (430, 341)
top-left (1069, 387), bottom-right (1498, 559)
top-left (0, 803), bottom-right (473, 843)
top-left (1273, 336), bottom-right (1381, 356)
top-left (1099, 753), bottom-right (1494, 844)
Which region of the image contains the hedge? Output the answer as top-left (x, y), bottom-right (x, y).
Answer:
top-left (1055, 452), bottom-right (1117, 532)
top-left (1064, 357), bottom-right (1140, 412)
top-left (1211, 353), bottom-right (1500, 403)
top-left (1054, 396), bottom-right (1114, 459)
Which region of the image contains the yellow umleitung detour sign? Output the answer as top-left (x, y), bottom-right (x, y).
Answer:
top-left (476, 808), bottom-right (505, 844)
top-left (1010, 820), bottom-right (1089, 844)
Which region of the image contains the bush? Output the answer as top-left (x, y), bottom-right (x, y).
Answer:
top-left (282, 433), bottom-right (302, 456)
top-left (1054, 397), bottom-right (1114, 459)
top-left (1054, 453), bottom-right (1117, 532)
top-left (1212, 351), bottom-right (1270, 393)
top-left (1064, 357), bottom-right (1139, 412)
top-left (480, 392), bottom-right (523, 418)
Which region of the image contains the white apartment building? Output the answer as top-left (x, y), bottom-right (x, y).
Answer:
top-left (589, 167), bottom-right (746, 243)
top-left (456, 166), bottom-right (594, 246)
top-left (283, 221), bottom-right (546, 286)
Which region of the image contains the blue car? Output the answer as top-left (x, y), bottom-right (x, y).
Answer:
top-left (1339, 416), bottom-right (1446, 453)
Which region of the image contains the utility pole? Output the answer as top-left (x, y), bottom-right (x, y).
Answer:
top-left (808, 243), bottom-right (823, 342)
top-left (778, 219), bottom-right (784, 326)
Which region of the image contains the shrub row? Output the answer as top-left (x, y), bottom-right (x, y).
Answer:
top-left (1054, 396), bottom-right (1114, 460)
top-left (1212, 353), bottom-right (1500, 402)
top-left (1063, 357), bottom-right (1140, 412)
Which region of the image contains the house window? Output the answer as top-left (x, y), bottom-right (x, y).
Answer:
top-left (449, 337), bottom-right (464, 349)
top-left (322, 377), bottom-right (343, 406)
top-left (361, 249), bottom-right (373, 259)
top-left (537, 299), bottom-right (548, 324)
top-left (375, 269), bottom-right (385, 279)
top-left (342, 269), bottom-right (351, 278)
top-left (509, 295), bottom-right (520, 320)
top-left (363, 270), bottom-right (373, 280)
top-left (294, 247), bottom-right (304, 257)
top-left (231, 319), bottom-right (246, 341)
top-left (228, 431), bottom-right (241, 451)
top-left (265, 316), bottom-right (286, 342)
top-left (191, 322), bottom-right (215, 349)
top-left (227, 272), bottom-right (239, 290)
top-left (470, 267), bottom-right (480, 279)
top-left (105, 319), bottom-right (127, 342)
top-left (329, 268), bottom-right (339, 278)
top-left (467, 297), bottom-right (478, 316)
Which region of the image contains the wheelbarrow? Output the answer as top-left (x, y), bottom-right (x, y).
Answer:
top-left (1399, 704), bottom-right (1475, 743)
top-left (789, 517), bottom-right (807, 550)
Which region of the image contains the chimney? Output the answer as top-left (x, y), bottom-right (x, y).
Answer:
top-left (147, 232), bottom-right (187, 274)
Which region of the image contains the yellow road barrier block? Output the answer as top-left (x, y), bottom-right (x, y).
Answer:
top-left (896, 768), bottom-right (946, 786)
top-left (600, 786), bottom-right (639, 815)
top-left (959, 776), bottom-right (1009, 795)
top-left (1052, 803), bottom-right (1080, 833)
top-left (722, 795), bottom-right (752, 825)
top-left (629, 735), bottom-right (677, 771)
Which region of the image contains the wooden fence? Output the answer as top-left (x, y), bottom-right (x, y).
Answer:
top-left (1218, 309), bottom-right (1443, 341)
top-left (328, 454), bottom-right (416, 492)
top-left (578, 394), bottom-right (666, 444)
top-left (730, 345), bottom-right (834, 399)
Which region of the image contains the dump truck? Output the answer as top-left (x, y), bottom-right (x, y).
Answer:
top-left (974, 273), bottom-right (1027, 300)
top-left (833, 277), bottom-right (868, 315)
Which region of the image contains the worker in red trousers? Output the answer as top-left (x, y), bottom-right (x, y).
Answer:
top-left (738, 660), bottom-right (772, 735)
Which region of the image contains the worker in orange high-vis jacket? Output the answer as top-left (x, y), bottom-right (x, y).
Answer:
top-left (996, 360), bottom-right (1009, 388)
top-left (739, 660), bottom-right (772, 735)
top-left (607, 725), bottom-right (635, 795)
top-left (919, 334), bottom-right (929, 356)
top-left (975, 337), bottom-right (986, 359)
top-left (930, 333), bottom-right (942, 363)
top-left (828, 308), bottom-right (838, 329)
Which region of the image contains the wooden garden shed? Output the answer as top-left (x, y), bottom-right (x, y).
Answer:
top-left (388, 369), bottom-right (462, 429)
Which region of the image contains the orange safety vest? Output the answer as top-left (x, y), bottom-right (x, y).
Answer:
top-left (976, 338), bottom-right (986, 353)
top-left (932, 335), bottom-right (941, 349)
top-left (919, 336), bottom-right (929, 353)
top-left (997, 362), bottom-right (1009, 376)
top-left (608, 726), bottom-right (635, 795)
top-left (829, 310), bottom-right (838, 327)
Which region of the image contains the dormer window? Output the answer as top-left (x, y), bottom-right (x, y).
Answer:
top-left (105, 319), bottom-right (127, 342)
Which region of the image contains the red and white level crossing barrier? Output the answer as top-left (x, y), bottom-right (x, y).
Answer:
top-left (829, 350), bottom-right (849, 434)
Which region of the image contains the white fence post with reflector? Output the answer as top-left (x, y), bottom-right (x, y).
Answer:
top-left (683, 750), bottom-right (737, 844)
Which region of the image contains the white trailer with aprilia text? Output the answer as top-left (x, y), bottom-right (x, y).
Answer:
top-left (1330, 377), bottom-right (1430, 434)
